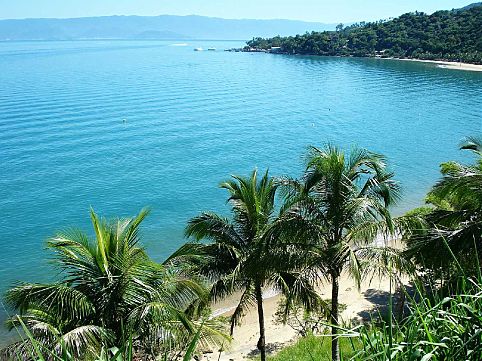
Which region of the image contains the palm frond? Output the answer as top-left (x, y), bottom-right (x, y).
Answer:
top-left (56, 325), bottom-right (114, 357)
top-left (228, 282), bottom-right (256, 335)
top-left (5, 283), bottom-right (94, 321)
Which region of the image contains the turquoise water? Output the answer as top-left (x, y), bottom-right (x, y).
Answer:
top-left (0, 40), bottom-right (481, 341)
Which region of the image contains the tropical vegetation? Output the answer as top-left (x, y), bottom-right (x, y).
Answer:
top-left (404, 136), bottom-right (482, 287)
top-left (2, 135), bottom-right (481, 361)
top-left (267, 275), bottom-right (482, 361)
top-left (263, 333), bottom-right (359, 361)
top-left (2, 209), bottom-right (226, 360)
top-left (274, 145), bottom-right (404, 361)
top-left (167, 170), bottom-right (320, 361)
top-left (246, 3), bottom-right (482, 64)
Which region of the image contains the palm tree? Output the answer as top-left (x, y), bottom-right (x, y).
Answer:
top-left (279, 145), bottom-right (401, 361)
top-left (4, 208), bottom-right (221, 359)
top-left (404, 136), bottom-right (482, 282)
top-left (168, 169), bottom-right (319, 361)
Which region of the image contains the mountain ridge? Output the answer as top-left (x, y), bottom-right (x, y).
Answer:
top-left (0, 15), bottom-right (336, 41)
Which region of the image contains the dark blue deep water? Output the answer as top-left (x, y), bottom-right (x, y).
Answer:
top-left (0, 40), bottom-right (481, 342)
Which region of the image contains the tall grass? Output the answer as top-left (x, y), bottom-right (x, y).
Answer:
top-left (253, 242), bottom-right (482, 361)
top-left (351, 276), bottom-right (482, 360)
top-left (261, 334), bottom-right (359, 361)
top-left (251, 277), bottom-right (481, 361)
top-left (350, 237), bottom-right (482, 361)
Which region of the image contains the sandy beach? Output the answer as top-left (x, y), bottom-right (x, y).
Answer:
top-left (202, 271), bottom-right (400, 360)
top-left (383, 57), bottom-right (482, 72)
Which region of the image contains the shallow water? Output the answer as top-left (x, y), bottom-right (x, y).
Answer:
top-left (0, 40), bottom-right (481, 342)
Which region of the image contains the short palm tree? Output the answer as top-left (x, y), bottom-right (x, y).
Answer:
top-left (279, 145), bottom-right (402, 361)
top-left (169, 170), bottom-right (319, 361)
top-left (4, 208), bottom-right (219, 359)
top-left (404, 136), bottom-right (482, 281)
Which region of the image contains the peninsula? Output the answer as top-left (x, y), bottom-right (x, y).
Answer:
top-left (245, 3), bottom-right (482, 65)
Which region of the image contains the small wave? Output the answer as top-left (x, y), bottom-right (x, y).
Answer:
top-left (263, 288), bottom-right (280, 299)
top-left (170, 43), bottom-right (188, 47)
top-left (208, 289), bottom-right (280, 320)
top-left (210, 306), bottom-right (236, 319)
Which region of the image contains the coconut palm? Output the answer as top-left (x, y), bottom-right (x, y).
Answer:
top-left (168, 169), bottom-right (319, 361)
top-left (404, 136), bottom-right (482, 282)
top-left (4, 208), bottom-right (220, 359)
top-left (278, 145), bottom-right (402, 361)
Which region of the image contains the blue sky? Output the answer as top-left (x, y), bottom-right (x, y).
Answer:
top-left (0, 0), bottom-right (474, 22)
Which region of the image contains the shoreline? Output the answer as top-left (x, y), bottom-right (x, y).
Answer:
top-left (240, 48), bottom-right (482, 72)
top-left (381, 57), bottom-right (482, 72)
top-left (210, 273), bottom-right (404, 360)
top-left (209, 239), bottom-right (406, 360)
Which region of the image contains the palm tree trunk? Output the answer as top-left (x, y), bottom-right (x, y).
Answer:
top-left (331, 272), bottom-right (340, 361)
top-left (255, 283), bottom-right (267, 361)
top-left (396, 279), bottom-right (406, 321)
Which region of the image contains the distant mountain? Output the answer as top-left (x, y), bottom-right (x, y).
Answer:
top-left (0, 15), bottom-right (336, 41)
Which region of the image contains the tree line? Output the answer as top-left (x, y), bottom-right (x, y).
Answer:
top-left (2, 136), bottom-right (482, 360)
top-left (246, 4), bottom-right (482, 64)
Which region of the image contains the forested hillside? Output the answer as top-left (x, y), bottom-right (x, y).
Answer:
top-left (247, 3), bottom-right (482, 63)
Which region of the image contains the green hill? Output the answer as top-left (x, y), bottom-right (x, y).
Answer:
top-left (246, 3), bottom-right (482, 64)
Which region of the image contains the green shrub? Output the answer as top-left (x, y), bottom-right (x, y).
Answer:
top-left (257, 334), bottom-right (358, 361)
top-left (351, 278), bottom-right (482, 360)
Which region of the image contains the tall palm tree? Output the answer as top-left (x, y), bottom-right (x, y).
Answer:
top-left (4, 208), bottom-right (221, 359)
top-left (279, 145), bottom-right (401, 361)
top-left (404, 136), bottom-right (482, 281)
top-left (168, 169), bottom-right (319, 361)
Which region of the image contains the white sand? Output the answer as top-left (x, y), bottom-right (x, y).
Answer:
top-left (201, 273), bottom-right (398, 360)
top-left (382, 57), bottom-right (482, 72)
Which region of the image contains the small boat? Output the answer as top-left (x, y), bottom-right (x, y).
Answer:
top-left (194, 47), bottom-right (203, 51)
top-left (207, 47), bottom-right (216, 51)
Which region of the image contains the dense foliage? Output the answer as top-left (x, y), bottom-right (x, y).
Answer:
top-left (2, 209), bottom-right (225, 360)
top-left (352, 279), bottom-right (482, 361)
top-left (246, 4), bottom-right (482, 64)
top-left (403, 137), bottom-right (482, 287)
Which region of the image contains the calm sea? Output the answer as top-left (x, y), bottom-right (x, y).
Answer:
top-left (0, 40), bottom-right (481, 342)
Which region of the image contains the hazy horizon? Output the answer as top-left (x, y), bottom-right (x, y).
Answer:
top-left (0, 0), bottom-right (475, 23)
top-left (0, 13), bottom-right (335, 24)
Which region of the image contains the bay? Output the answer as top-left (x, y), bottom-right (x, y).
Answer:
top-left (0, 40), bottom-right (480, 342)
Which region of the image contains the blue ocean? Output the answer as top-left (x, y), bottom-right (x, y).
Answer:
top-left (0, 40), bottom-right (481, 342)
